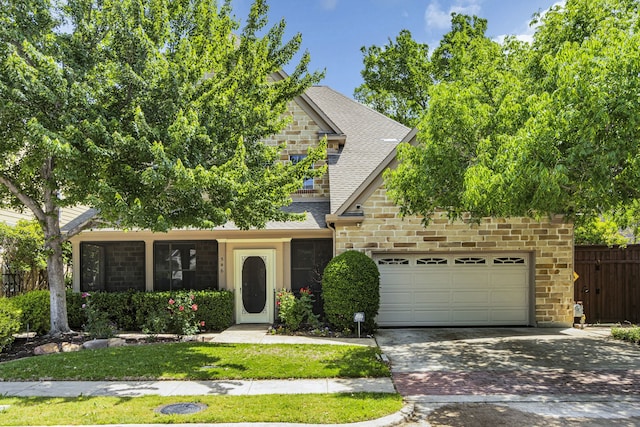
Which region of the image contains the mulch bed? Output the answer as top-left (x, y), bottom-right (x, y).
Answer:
top-left (0, 333), bottom-right (91, 363)
top-left (0, 333), bottom-right (183, 363)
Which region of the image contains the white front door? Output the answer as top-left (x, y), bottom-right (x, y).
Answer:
top-left (234, 249), bottom-right (275, 324)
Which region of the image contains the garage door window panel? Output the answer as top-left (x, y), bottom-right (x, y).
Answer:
top-left (377, 258), bottom-right (410, 265)
top-left (494, 257), bottom-right (526, 264)
top-left (417, 257), bottom-right (448, 265)
top-left (455, 257), bottom-right (487, 265)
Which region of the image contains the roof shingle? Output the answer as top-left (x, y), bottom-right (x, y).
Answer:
top-left (304, 86), bottom-right (411, 214)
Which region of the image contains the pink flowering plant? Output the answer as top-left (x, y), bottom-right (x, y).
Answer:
top-left (276, 287), bottom-right (319, 331)
top-left (166, 291), bottom-right (204, 336)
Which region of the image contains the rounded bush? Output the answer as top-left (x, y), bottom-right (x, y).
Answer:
top-left (322, 250), bottom-right (380, 333)
top-left (10, 290), bottom-right (50, 334)
top-left (0, 298), bottom-right (22, 350)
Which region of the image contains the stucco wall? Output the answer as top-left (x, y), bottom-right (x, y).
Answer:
top-left (334, 187), bottom-right (575, 327)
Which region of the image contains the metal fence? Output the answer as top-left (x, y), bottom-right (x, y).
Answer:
top-left (1, 269), bottom-right (48, 298)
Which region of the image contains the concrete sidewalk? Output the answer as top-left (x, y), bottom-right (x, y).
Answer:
top-left (209, 324), bottom-right (377, 346)
top-left (0, 378), bottom-right (396, 397)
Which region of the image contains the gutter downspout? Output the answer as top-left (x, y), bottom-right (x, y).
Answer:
top-left (326, 218), bottom-right (337, 258)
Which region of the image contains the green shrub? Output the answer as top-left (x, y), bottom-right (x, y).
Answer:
top-left (276, 289), bottom-right (297, 328)
top-left (131, 291), bottom-right (167, 330)
top-left (10, 290), bottom-right (50, 334)
top-left (141, 308), bottom-right (169, 335)
top-left (167, 292), bottom-right (202, 335)
top-left (86, 291), bottom-right (137, 331)
top-left (66, 290), bottom-right (84, 330)
top-left (322, 251), bottom-right (379, 333)
top-left (0, 298), bottom-right (22, 351)
top-left (80, 292), bottom-right (115, 338)
top-left (276, 288), bottom-right (319, 331)
top-left (13, 289), bottom-right (234, 335)
top-left (67, 291), bottom-right (136, 332)
top-left (192, 290), bottom-right (234, 331)
top-left (612, 326), bottom-right (640, 344)
top-left (132, 290), bottom-right (234, 333)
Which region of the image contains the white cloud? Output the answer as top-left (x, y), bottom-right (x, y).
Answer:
top-left (450, 2), bottom-right (481, 17)
top-left (425, 0), bottom-right (482, 31)
top-left (320, 0), bottom-right (338, 11)
top-left (495, 1), bottom-right (566, 45)
top-left (425, 1), bottom-right (451, 29)
top-left (494, 34), bottom-right (533, 44)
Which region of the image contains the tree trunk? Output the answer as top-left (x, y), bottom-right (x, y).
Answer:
top-left (44, 216), bottom-right (71, 335)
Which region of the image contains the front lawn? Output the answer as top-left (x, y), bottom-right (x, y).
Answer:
top-left (0, 393), bottom-right (404, 425)
top-left (0, 342), bottom-right (389, 380)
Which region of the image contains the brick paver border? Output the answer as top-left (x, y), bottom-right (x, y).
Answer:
top-left (393, 370), bottom-right (640, 396)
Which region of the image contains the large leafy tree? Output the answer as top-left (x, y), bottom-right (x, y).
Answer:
top-left (354, 15), bottom-right (488, 128)
top-left (354, 29), bottom-right (432, 127)
top-left (383, 0), bottom-right (640, 235)
top-left (0, 0), bottom-right (324, 334)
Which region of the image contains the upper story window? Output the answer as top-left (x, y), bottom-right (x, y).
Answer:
top-left (289, 154), bottom-right (314, 191)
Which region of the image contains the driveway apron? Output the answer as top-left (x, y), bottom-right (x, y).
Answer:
top-left (375, 327), bottom-right (640, 397)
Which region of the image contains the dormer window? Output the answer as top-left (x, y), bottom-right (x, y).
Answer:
top-left (289, 154), bottom-right (314, 190)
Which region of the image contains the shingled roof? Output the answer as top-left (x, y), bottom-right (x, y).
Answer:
top-left (304, 86), bottom-right (411, 214)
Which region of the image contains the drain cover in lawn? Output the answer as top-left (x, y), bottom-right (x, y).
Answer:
top-left (156, 402), bottom-right (208, 415)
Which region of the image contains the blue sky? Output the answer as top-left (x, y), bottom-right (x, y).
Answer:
top-left (231, 0), bottom-right (562, 98)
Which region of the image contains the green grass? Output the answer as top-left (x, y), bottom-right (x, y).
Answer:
top-left (0, 393), bottom-right (404, 425)
top-left (0, 343), bottom-right (389, 380)
top-left (611, 326), bottom-right (640, 344)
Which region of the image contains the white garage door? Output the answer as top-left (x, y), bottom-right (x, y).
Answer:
top-left (375, 253), bottom-right (530, 327)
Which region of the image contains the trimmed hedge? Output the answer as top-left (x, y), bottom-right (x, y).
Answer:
top-left (10, 290), bottom-right (234, 334)
top-left (130, 290), bottom-right (234, 332)
top-left (322, 250), bottom-right (380, 333)
top-left (0, 298), bottom-right (21, 350)
top-left (10, 290), bottom-right (50, 334)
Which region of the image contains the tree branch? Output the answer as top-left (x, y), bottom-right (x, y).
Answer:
top-left (10, 40), bottom-right (38, 70)
top-left (63, 209), bottom-right (101, 239)
top-left (0, 174), bottom-right (46, 223)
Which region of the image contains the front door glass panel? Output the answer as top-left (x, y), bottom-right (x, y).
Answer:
top-left (242, 256), bottom-right (266, 314)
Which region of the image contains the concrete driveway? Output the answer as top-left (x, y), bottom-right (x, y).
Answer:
top-left (376, 327), bottom-right (640, 425)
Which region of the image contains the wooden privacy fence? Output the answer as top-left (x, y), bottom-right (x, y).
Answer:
top-left (574, 245), bottom-right (640, 324)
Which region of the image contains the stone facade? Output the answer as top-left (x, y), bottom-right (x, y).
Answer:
top-left (334, 188), bottom-right (575, 327)
top-left (263, 101), bottom-right (330, 199)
